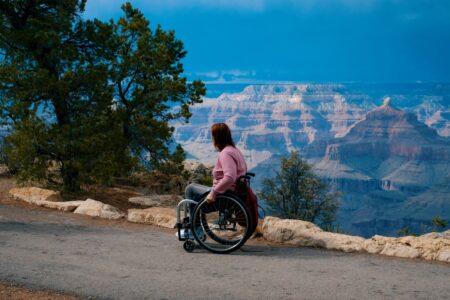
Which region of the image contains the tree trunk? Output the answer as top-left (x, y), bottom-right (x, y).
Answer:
top-left (61, 160), bottom-right (80, 192)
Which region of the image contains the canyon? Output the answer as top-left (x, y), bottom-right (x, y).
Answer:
top-left (174, 83), bottom-right (450, 236)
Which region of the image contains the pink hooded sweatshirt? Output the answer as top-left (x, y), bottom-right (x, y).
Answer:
top-left (211, 145), bottom-right (247, 197)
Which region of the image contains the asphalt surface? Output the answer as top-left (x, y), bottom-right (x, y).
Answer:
top-left (1, 204), bottom-right (449, 300)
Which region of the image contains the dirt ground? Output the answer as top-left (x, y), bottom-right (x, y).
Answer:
top-left (0, 283), bottom-right (81, 300)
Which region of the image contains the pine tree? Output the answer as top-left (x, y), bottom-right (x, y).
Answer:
top-left (260, 151), bottom-right (339, 228)
top-left (108, 3), bottom-right (204, 170)
top-left (0, 1), bottom-right (205, 192)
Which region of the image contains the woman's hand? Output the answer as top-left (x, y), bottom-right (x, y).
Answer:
top-left (206, 192), bottom-right (216, 204)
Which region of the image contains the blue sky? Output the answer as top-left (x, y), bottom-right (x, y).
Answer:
top-left (84, 0), bottom-right (450, 83)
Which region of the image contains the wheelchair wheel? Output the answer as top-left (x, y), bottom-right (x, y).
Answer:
top-left (183, 240), bottom-right (195, 253)
top-left (191, 194), bottom-right (252, 254)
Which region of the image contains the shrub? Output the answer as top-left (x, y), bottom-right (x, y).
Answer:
top-left (260, 151), bottom-right (339, 228)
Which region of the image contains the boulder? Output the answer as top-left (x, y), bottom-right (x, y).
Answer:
top-left (364, 235), bottom-right (450, 261)
top-left (9, 187), bottom-right (62, 203)
top-left (36, 200), bottom-right (85, 212)
top-left (127, 207), bottom-right (177, 228)
top-left (74, 199), bottom-right (125, 220)
top-left (400, 236), bottom-right (450, 261)
top-left (315, 232), bottom-right (366, 253)
top-left (380, 242), bottom-right (421, 259)
top-left (363, 235), bottom-right (392, 254)
top-left (262, 217), bottom-right (365, 252)
top-left (128, 195), bottom-right (182, 208)
top-left (437, 248), bottom-right (450, 263)
top-left (8, 187), bottom-right (83, 212)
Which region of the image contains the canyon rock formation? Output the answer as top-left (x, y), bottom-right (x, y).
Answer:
top-left (174, 83), bottom-right (450, 236)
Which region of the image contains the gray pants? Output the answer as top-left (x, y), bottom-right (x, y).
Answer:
top-left (185, 183), bottom-right (210, 202)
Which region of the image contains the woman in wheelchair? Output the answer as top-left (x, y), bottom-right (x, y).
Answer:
top-left (185, 122), bottom-right (247, 205)
top-left (178, 123), bottom-right (254, 253)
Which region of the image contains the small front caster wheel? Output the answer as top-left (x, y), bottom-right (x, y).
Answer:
top-left (183, 240), bottom-right (195, 252)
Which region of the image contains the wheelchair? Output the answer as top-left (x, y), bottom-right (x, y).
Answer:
top-left (176, 172), bottom-right (257, 254)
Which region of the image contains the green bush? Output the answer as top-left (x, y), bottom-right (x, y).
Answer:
top-left (432, 216), bottom-right (448, 230)
top-left (260, 151), bottom-right (339, 229)
top-left (197, 175), bottom-right (213, 186)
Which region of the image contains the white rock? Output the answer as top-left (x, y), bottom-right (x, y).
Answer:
top-left (402, 236), bottom-right (450, 261)
top-left (9, 187), bottom-right (62, 203)
top-left (74, 199), bottom-right (125, 220)
top-left (363, 235), bottom-right (393, 254)
top-left (364, 235), bottom-right (450, 261)
top-left (36, 200), bottom-right (85, 212)
top-left (315, 232), bottom-right (366, 253)
top-left (262, 217), bottom-right (365, 252)
top-left (436, 248), bottom-right (450, 263)
top-left (261, 217), bottom-right (450, 262)
top-left (380, 242), bottom-right (421, 259)
top-left (127, 207), bottom-right (177, 228)
top-left (8, 187), bottom-right (83, 212)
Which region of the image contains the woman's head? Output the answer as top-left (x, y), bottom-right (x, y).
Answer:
top-left (211, 123), bottom-right (235, 151)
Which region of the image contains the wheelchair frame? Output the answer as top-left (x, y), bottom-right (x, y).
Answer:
top-left (176, 172), bottom-right (256, 254)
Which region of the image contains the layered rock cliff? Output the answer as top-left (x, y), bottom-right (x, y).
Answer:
top-left (313, 100), bottom-right (450, 236)
top-left (175, 83), bottom-right (450, 167)
top-left (174, 83), bottom-right (450, 236)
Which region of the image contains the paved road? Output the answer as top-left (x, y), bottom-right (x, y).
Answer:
top-left (0, 204), bottom-right (449, 300)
